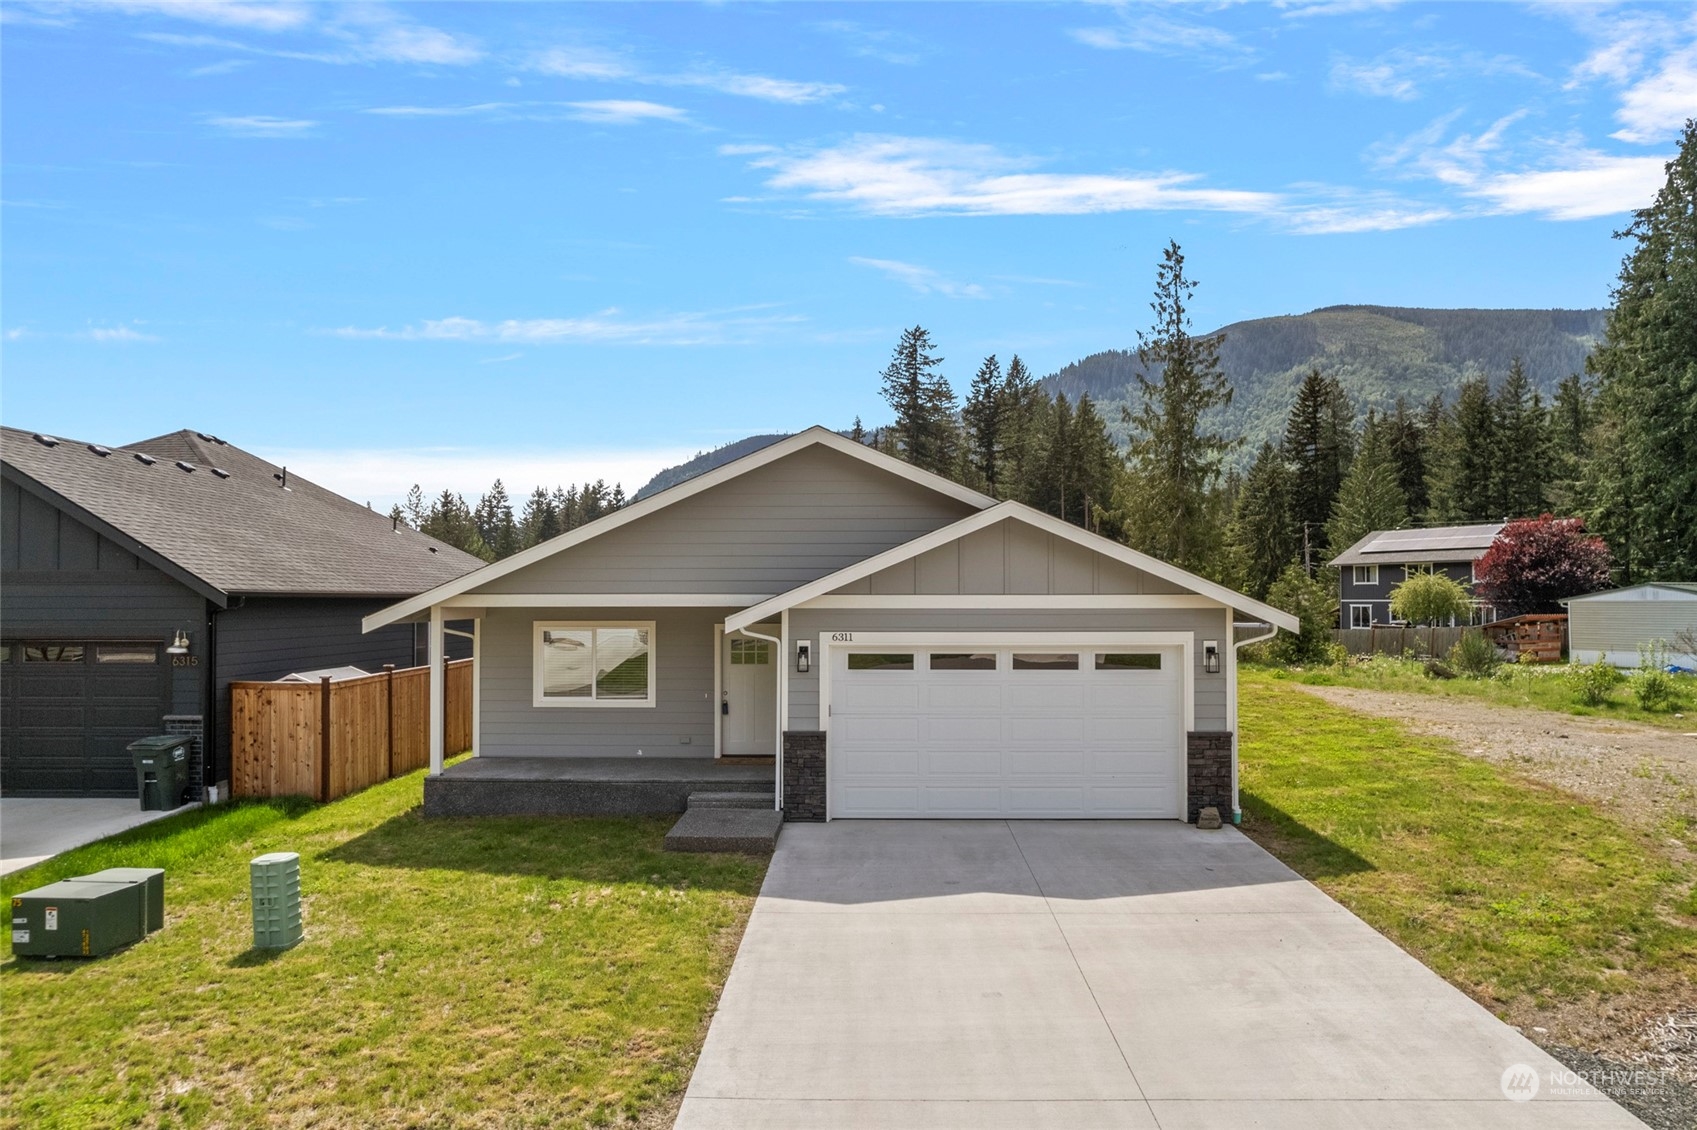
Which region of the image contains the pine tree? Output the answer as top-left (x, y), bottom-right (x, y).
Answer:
top-left (962, 355), bottom-right (1006, 495)
top-left (1226, 441), bottom-right (1297, 600)
top-left (878, 326), bottom-right (959, 475)
top-left (998, 356), bottom-right (1043, 502)
top-left (1427, 376), bottom-right (1497, 522)
top-left (1386, 397), bottom-right (1430, 518)
top-left (1119, 241), bottom-right (1237, 571)
top-left (1281, 368), bottom-right (1354, 566)
top-left (1490, 358), bottom-right (1548, 520)
top-left (473, 479), bottom-right (519, 560)
top-left (1325, 411), bottom-right (1407, 557)
top-left (403, 484), bottom-right (427, 529)
top-left (849, 416), bottom-right (866, 444)
top-left (422, 490), bottom-right (492, 560)
top-left (1585, 119), bottom-right (1697, 581)
top-left (1545, 374), bottom-right (1593, 512)
top-left (519, 486), bottom-right (558, 547)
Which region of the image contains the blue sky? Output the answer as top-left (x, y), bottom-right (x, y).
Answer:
top-left (3, 2), bottom-right (1692, 506)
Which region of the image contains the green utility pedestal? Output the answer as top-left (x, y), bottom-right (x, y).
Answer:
top-left (250, 852), bottom-right (303, 950)
top-left (10, 880), bottom-right (146, 958)
top-left (70, 868), bottom-right (166, 934)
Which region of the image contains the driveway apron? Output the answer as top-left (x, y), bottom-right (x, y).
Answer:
top-left (674, 820), bottom-right (1643, 1130)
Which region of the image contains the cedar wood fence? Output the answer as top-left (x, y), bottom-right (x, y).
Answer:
top-left (1330, 626), bottom-right (1468, 658)
top-left (229, 659), bottom-right (472, 801)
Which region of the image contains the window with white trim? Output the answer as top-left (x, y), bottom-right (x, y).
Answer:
top-left (534, 622), bottom-right (655, 707)
top-left (1349, 604), bottom-right (1374, 628)
top-left (1352, 564), bottom-right (1379, 585)
top-left (1404, 562), bottom-right (1434, 576)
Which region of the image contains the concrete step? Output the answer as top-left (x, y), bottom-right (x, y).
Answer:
top-left (664, 807), bottom-right (784, 854)
top-left (687, 791), bottom-right (776, 810)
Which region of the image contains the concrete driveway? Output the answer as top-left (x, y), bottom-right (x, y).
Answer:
top-left (675, 820), bottom-right (1641, 1129)
top-left (0, 798), bottom-right (197, 877)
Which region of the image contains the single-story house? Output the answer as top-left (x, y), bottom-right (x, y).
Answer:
top-left (365, 427), bottom-right (1297, 824)
top-left (1329, 523), bottom-right (1505, 628)
top-left (1, 426), bottom-right (482, 798)
top-left (1561, 583), bottom-right (1697, 668)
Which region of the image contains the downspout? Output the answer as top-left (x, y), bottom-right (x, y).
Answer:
top-left (1230, 620), bottom-right (1281, 826)
top-left (733, 624), bottom-right (784, 812)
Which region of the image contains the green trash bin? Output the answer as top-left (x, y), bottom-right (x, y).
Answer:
top-left (127, 735), bottom-right (190, 811)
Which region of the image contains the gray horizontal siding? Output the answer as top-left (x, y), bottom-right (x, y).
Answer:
top-left (847, 518), bottom-right (1187, 596)
top-left (1569, 602), bottom-right (1697, 660)
top-left (787, 607), bottom-right (1231, 733)
top-left (470, 445), bottom-right (979, 596)
top-left (479, 606), bottom-right (724, 758)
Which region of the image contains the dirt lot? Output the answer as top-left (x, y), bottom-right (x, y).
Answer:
top-left (1290, 681), bottom-right (1697, 1124)
top-left (1292, 682), bottom-right (1697, 859)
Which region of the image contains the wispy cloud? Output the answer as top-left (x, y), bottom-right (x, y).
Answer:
top-left (187, 58), bottom-right (249, 77)
top-left (205, 114), bottom-right (316, 138)
top-left (849, 257), bottom-right (987, 299)
top-left (104, 1), bottom-right (312, 33)
top-left (1469, 153), bottom-right (1671, 220)
top-left (86, 325), bottom-right (160, 343)
top-left (1561, 8), bottom-right (1697, 144)
top-left (1330, 47), bottom-right (1536, 102)
top-left (123, 5), bottom-right (481, 67)
top-left (1611, 41), bottom-right (1697, 144)
top-left (814, 20), bottom-right (922, 66)
top-left (1275, 0), bottom-right (1402, 18)
top-left (1069, 14), bottom-right (1251, 64)
top-left (529, 45), bottom-right (844, 104)
top-left (365, 99), bottom-right (689, 124)
top-left (327, 307), bottom-right (803, 346)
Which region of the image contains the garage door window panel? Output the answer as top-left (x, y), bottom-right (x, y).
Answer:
top-left (24, 645), bottom-right (84, 663)
top-left (930, 652), bottom-right (997, 671)
top-left (847, 653), bottom-right (913, 671)
top-left (1012, 653), bottom-right (1078, 670)
top-left (1096, 652), bottom-right (1161, 670)
top-left (95, 645), bottom-right (157, 665)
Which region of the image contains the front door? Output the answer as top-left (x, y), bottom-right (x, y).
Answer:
top-left (722, 635), bottom-right (777, 757)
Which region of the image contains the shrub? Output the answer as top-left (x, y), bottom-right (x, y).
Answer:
top-left (1633, 640), bottom-right (1680, 712)
top-left (1263, 564), bottom-right (1337, 666)
top-left (1448, 629), bottom-right (1500, 677)
top-left (1389, 572), bottom-right (1473, 626)
top-left (1568, 655), bottom-right (1625, 707)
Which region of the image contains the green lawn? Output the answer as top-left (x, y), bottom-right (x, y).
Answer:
top-left (2, 767), bottom-right (766, 1129)
top-left (1262, 654), bottom-right (1697, 731)
top-left (1238, 670), bottom-right (1697, 1032)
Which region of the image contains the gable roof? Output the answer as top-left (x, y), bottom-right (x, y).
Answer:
top-left (363, 427), bottom-right (997, 631)
top-left (2, 425), bottom-right (484, 602)
top-left (724, 501), bottom-right (1300, 635)
top-left (1561, 582), bottom-right (1697, 604)
top-left (1329, 523), bottom-right (1505, 567)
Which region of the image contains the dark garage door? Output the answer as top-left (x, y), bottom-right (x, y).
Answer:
top-left (0, 642), bottom-right (169, 796)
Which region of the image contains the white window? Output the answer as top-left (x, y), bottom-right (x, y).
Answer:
top-left (1349, 604), bottom-right (1374, 628)
top-left (534, 622), bottom-right (655, 707)
top-left (1404, 562), bottom-right (1434, 577)
top-left (1352, 565), bottom-right (1379, 585)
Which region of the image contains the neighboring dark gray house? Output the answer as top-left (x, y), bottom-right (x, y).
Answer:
top-left (367, 428), bottom-right (1298, 825)
top-left (1328, 523), bottom-right (1505, 629)
top-left (1, 427), bottom-right (482, 798)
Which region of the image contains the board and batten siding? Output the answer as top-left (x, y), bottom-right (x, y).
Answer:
top-left (478, 606), bottom-right (734, 758)
top-left (1, 473), bottom-right (205, 719)
top-left (467, 445), bottom-right (980, 597)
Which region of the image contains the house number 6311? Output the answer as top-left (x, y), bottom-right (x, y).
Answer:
top-left (830, 632), bottom-right (853, 642)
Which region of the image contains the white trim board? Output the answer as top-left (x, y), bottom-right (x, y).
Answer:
top-left (362, 427), bottom-right (995, 633)
top-left (801, 594), bottom-right (1222, 610)
top-left (443, 593), bottom-right (773, 609)
top-left (728, 501), bottom-right (1298, 635)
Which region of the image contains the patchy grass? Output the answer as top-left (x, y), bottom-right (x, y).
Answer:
top-left (1260, 654), bottom-right (1697, 731)
top-left (1238, 671), bottom-right (1697, 1045)
top-left (1, 766), bottom-right (766, 1129)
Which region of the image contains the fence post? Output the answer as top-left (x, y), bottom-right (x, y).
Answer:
top-left (319, 675), bottom-right (332, 803)
top-left (384, 664), bottom-right (396, 780)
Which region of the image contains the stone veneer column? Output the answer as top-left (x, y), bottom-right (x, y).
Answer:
top-left (1186, 731), bottom-right (1234, 823)
top-left (162, 715), bottom-right (206, 800)
top-left (782, 730), bottom-right (826, 822)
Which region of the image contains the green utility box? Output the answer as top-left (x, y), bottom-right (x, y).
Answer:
top-left (70, 868), bottom-right (165, 934)
top-left (11, 880), bottom-right (146, 958)
top-left (127, 735), bottom-right (190, 811)
top-left (250, 852), bottom-right (303, 950)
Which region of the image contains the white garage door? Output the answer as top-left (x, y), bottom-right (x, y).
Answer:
top-left (829, 640), bottom-right (1186, 819)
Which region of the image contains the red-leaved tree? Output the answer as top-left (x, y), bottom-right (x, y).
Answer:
top-left (1474, 515), bottom-right (1613, 617)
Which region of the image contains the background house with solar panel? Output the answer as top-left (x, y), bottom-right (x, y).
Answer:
top-left (0, 426), bottom-right (482, 800)
top-left (1328, 523), bottom-right (1506, 629)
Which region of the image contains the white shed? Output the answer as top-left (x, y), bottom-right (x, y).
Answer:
top-left (1561, 583), bottom-right (1697, 668)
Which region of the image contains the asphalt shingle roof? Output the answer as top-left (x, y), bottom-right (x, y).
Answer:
top-left (1328, 523), bottom-right (1506, 567)
top-left (2, 426), bottom-right (484, 598)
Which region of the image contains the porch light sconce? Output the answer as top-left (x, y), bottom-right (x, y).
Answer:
top-left (795, 641), bottom-right (811, 674)
top-left (1202, 640), bottom-right (1220, 675)
top-left (166, 630), bottom-right (190, 656)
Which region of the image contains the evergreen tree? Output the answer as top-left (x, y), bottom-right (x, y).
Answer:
top-left (421, 489), bottom-right (492, 561)
top-left (1490, 358), bottom-right (1548, 520)
top-left (473, 479), bottom-right (519, 560)
top-left (878, 326), bottom-right (959, 475)
top-left (1325, 411), bottom-right (1407, 557)
top-left (849, 416), bottom-right (866, 444)
top-left (1281, 368), bottom-right (1354, 567)
top-left (1545, 374), bottom-right (1593, 512)
top-left (1426, 376), bottom-right (1497, 522)
top-left (519, 486), bottom-right (559, 547)
top-left (962, 355), bottom-right (1006, 495)
top-left (1226, 441), bottom-right (1298, 601)
top-left (1386, 397), bottom-right (1429, 518)
top-left (1585, 119), bottom-right (1697, 581)
top-left (998, 356), bottom-right (1043, 502)
top-left (1119, 241), bottom-right (1237, 572)
top-left (403, 484), bottom-right (427, 529)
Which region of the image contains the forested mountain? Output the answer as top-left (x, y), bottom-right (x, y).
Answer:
top-left (634, 433), bottom-right (789, 499)
top-left (1044, 305), bottom-right (1606, 463)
